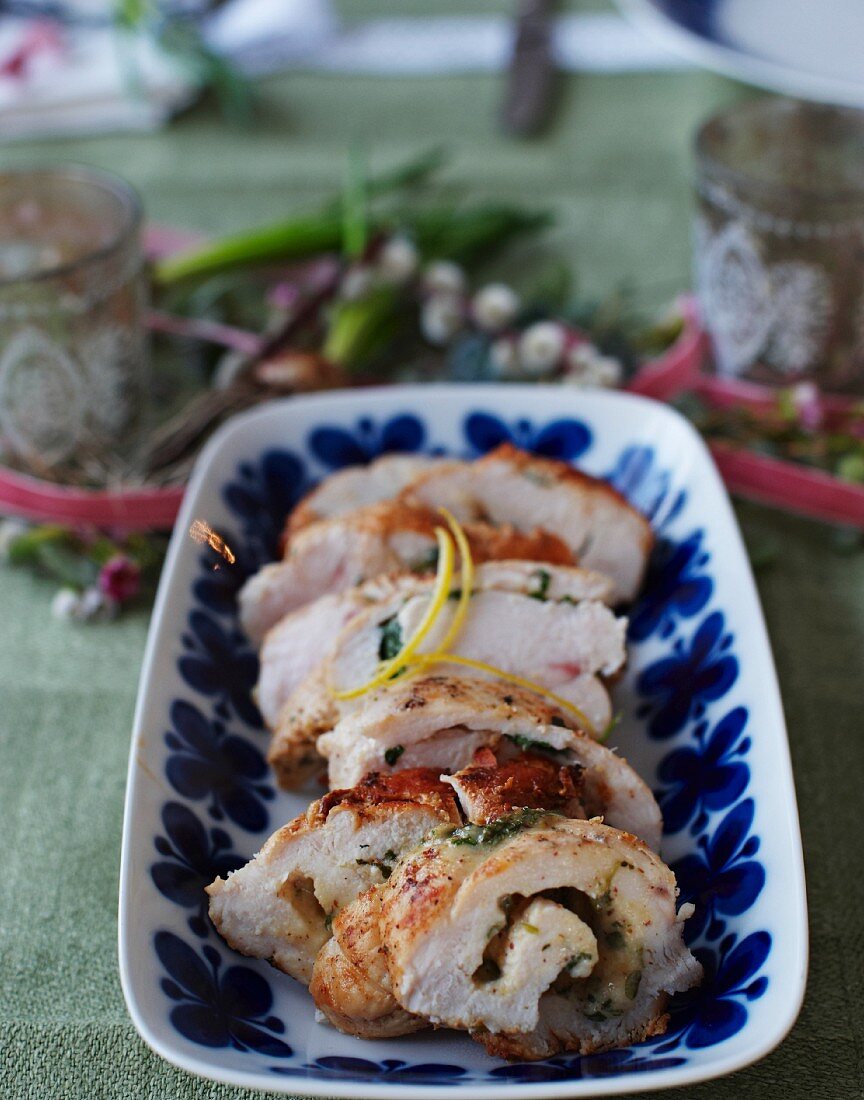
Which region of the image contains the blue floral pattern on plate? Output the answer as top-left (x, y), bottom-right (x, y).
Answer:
top-left (150, 801), bottom-right (245, 937)
top-left (637, 611), bottom-right (739, 739)
top-left (655, 706), bottom-right (750, 835)
top-left (128, 403), bottom-right (791, 1093)
top-left (672, 799), bottom-right (766, 943)
top-left (463, 411), bottom-right (592, 460)
top-left (164, 700), bottom-right (274, 832)
top-left (155, 932), bottom-right (293, 1057)
top-left (309, 413), bottom-right (427, 469)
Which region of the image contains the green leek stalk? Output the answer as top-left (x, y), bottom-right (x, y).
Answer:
top-left (155, 204), bottom-right (551, 287)
top-left (155, 214), bottom-right (346, 285)
top-left (322, 286), bottom-right (403, 372)
top-left (155, 149), bottom-right (447, 285)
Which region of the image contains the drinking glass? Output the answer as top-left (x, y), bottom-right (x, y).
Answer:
top-left (0, 166), bottom-right (148, 480)
top-left (694, 98), bottom-right (864, 393)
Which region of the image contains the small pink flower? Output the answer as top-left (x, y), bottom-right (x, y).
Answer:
top-left (791, 382), bottom-right (824, 431)
top-left (98, 556), bottom-right (141, 604)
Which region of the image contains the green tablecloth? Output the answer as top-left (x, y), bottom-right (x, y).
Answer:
top-left (2, 6), bottom-right (863, 1097)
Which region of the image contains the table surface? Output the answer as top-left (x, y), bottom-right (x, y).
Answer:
top-left (2, 3), bottom-right (863, 1097)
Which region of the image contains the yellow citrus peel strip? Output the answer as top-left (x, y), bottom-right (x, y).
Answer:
top-left (332, 524), bottom-right (455, 701)
top-left (431, 506), bottom-right (475, 657)
top-left (330, 507), bottom-right (598, 738)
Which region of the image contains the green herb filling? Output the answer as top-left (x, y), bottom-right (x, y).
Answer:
top-left (448, 808), bottom-right (549, 847)
top-left (378, 616), bottom-right (403, 660)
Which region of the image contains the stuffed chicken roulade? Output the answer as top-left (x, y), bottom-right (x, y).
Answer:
top-left (310, 750), bottom-right (589, 1039)
top-left (256, 560), bottom-right (615, 731)
top-left (284, 454), bottom-right (442, 541)
top-left (267, 581), bottom-right (627, 787)
top-left (206, 769), bottom-right (460, 983)
top-left (318, 675), bottom-right (662, 850)
top-left (380, 815), bottom-right (701, 1060)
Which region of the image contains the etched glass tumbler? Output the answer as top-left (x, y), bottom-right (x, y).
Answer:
top-left (0, 166), bottom-right (148, 479)
top-left (694, 98), bottom-right (864, 393)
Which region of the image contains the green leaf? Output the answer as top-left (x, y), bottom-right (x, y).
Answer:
top-left (505, 733), bottom-right (563, 755)
top-left (528, 568), bottom-right (551, 600)
top-left (341, 147), bottom-right (368, 259)
top-left (408, 204), bottom-right (552, 268)
top-left (378, 616), bottom-right (404, 661)
top-left (368, 147), bottom-right (447, 197)
top-left (4, 524), bottom-right (69, 566)
top-left (35, 543), bottom-right (99, 589)
top-left (155, 213), bottom-right (346, 285)
top-left (318, 148), bottom-right (447, 215)
top-left (156, 192), bottom-right (550, 287)
top-left (448, 808), bottom-right (549, 847)
top-left (598, 713), bottom-right (622, 744)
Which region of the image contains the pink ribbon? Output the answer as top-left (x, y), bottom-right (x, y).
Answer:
top-left (627, 297), bottom-right (864, 528)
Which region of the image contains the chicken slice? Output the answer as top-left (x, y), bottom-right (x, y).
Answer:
top-left (256, 573), bottom-right (424, 730)
top-left (240, 499), bottom-right (574, 644)
top-left (381, 817), bottom-right (702, 1060)
top-left (310, 751), bottom-right (592, 1040)
top-left (285, 454), bottom-right (441, 541)
top-left (310, 886), bottom-right (425, 1039)
top-left (268, 666), bottom-right (334, 787)
top-left (319, 676), bottom-right (661, 850)
top-left (257, 560), bottom-right (615, 731)
top-left (268, 586), bottom-right (627, 787)
top-left (206, 769), bottom-right (460, 984)
top-left (401, 443), bottom-right (653, 602)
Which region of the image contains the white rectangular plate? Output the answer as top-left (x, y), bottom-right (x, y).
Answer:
top-left (120, 385), bottom-right (807, 1098)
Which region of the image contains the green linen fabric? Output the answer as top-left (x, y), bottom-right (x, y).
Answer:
top-left (1, 5), bottom-right (863, 1097)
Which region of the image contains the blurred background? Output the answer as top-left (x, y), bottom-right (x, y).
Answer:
top-left (0, 0), bottom-right (720, 308)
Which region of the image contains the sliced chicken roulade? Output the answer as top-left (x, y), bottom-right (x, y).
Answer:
top-left (206, 769), bottom-right (460, 984)
top-left (401, 443), bottom-right (653, 603)
top-left (257, 560), bottom-right (615, 731)
top-left (310, 751), bottom-right (589, 1040)
top-left (285, 454), bottom-right (441, 541)
top-left (240, 499), bottom-right (574, 644)
top-left (268, 585), bottom-right (627, 787)
top-left (319, 676), bottom-right (662, 850)
top-left (381, 816), bottom-right (702, 1061)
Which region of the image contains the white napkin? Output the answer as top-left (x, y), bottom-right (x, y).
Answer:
top-left (0, 20), bottom-right (195, 141)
